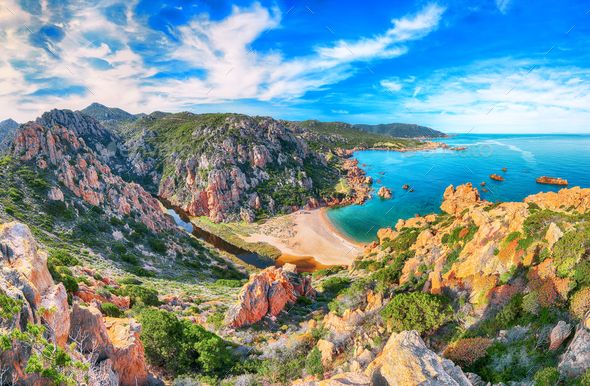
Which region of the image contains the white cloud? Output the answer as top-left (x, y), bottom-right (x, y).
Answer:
top-left (331, 109), bottom-right (349, 114)
top-left (317, 4), bottom-right (445, 61)
top-left (413, 86), bottom-right (422, 97)
top-left (380, 78), bottom-right (402, 92)
top-left (390, 59), bottom-right (590, 133)
top-left (495, 0), bottom-right (512, 14)
top-left (0, 1), bottom-right (445, 122)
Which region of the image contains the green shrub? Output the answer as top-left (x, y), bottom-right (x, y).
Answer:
top-left (553, 228), bottom-right (590, 278)
top-left (533, 367), bottom-right (560, 386)
top-left (56, 266), bottom-right (73, 277)
top-left (49, 250), bottom-right (80, 266)
top-left (496, 294), bottom-right (524, 328)
top-left (504, 231), bottom-right (521, 244)
top-left (121, 253), bottom-right (139, 265)
top-left (322, 277), bottom-right (350, 293)
top-left (95, 287), bottom-right (112, 299)
top-left (305, 346), bottom-right (323, 377)
top-left (61, 274), bottom-right (79, 293)
top-left (119, 277), bottom-right (143, 285)
top-left (371, 250), bottom-right (415, 286)
top-left (140, 308), bottom-right (231, 375)
top-left (380, 292), bottom-right (453, 333)
top-left (120, 285), bottom-right (160, 307)
top-left (148, 238), bottom-right (167, 254)
top-left (101, 303), bottom-right (123, 318)
top-left (214, 279), bottom-right (242, 288)
top-left (94, 273), bottom-right (102, 281)
top-left (76, 276), bottom-right (90, 286)
top-left (206, 313), bottom-right (225, 330)
top-left (112, 243), bottom-right (127, 254)
top-left (127, 266), bottom-right (156, 278)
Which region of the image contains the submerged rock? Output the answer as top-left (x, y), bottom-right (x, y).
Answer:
top-left (536, 176), bottom-right (568, 185)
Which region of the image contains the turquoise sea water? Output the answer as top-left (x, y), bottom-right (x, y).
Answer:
top-left (324, 134), bottom-right (590, 244)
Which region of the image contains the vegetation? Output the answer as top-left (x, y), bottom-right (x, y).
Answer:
top-left (381, 292), bottom-right (453, 333)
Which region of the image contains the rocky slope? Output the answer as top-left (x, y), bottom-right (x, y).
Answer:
top-left (0, 118), bottom-right (19, 152)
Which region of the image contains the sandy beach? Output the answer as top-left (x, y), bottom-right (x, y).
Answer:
top-left (240, 208), bottom-right (366, 266)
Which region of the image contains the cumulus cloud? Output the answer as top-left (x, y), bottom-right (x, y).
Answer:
top-left (0, 1), bottom-right (446, 121)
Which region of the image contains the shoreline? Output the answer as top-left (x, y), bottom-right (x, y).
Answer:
top-left (239, 207), bottom-right (365, 266)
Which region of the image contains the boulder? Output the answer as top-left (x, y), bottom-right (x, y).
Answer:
top-left (545, 222), bottom-right (564, 248)
top-left (69, 302), bottom-right (114, 360)
top-left (559, 313), bottom-right (590, 378)
top-left (318, 373), bottom-right (371, 386)
top-left (364, 330), bottom-right (472, 386)
top-left (440, 183), bottom-right (482, 215)
top-left (40, 283), bottom-right (70, 348)
top-left (104, 318), bottom-right (149, 386)
top-left (364, 176), bottom-right (373, 185)
top-left (489, 174), bottom-right (504, 181)
top-left (317, 339), bottom-right (336, 366)
top-left (225, 266), bottom-right (315, 328)
top-left (549, 321), bottom-right (571, 352)
top-left (377, 187), bottom-right (392, 199)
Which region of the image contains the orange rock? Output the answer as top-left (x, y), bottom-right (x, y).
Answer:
top-left (75, 283), bottom-right (130, 310)
top-left (440, 183), bottom-right (482, 215)
top-left (536, 176), bottom-right (568, 185)
top-left (104, 318), bottom-right (149, 386)
top-left (489, 174), bottom-right (504, 181)
top-left (502, 168), bottom-right (507, 172)
top-left (377, 186), bottom-right (392, 199)
top-left (40, 283), bottom-right (70, 348)
top-left (525, 187), bottom-right (590, 214)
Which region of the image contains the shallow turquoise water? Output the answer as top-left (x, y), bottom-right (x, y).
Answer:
top-left (324, 134), bottom-right (590, 243)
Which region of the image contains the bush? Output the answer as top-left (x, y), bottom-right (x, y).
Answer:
top-left (95, 287), bottom-right (112, 299)
top-left (322, 277), bottom-right (350, 293)
top-left (305, 346), bottom-right (323, 377)
top-left (371, 250), bottom-right (415, 286)
top-left (120, 285), bottom-right (160, 307)
top-left (496, 294), bottom-right (524, 328)
top-left (140, 309), bottom-right (231, 375)
top-left (533, 367), bottom-right (560, 386)
top-left (119, 277), bottom-right (143, 285)
top-left (571, 287), bottom-right (590, 320)
top-left (61, 274), bottom-right (79, 293)
top-left (380, 292), bottom-right (453, 333)
top-left (94, 273), bottom-right (102, 281)
top-left (76, 276), bottom-right (90, 286)
top-left (214, 279), bottom-right (242, 288)
top-left (121, 253), bottom-right (139, 265)
top-left (443, 337), bottom-right (492, 367)
top-left (206, 313), bottom-right (225, 330)
top-left (148, 238), bottom-right (167, 254)
top-left (553, 228), bottom-right (590, 278)
top-left (112, 243), bottom-right (127, 254)
top-left (49, 250), bottom-right (79, 266)
top-left (101, 303), bottom-right (123, 318)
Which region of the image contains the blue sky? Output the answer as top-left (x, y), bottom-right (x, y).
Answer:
top-left (0, 0), bottom-right (589, 133)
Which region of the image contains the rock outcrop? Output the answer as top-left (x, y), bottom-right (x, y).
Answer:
top-left (549, 321), bottom-right (571, 351)
top-left (536, 176), bottom-right (568, 185)
top-left (440, 183), bottom-right (482, 215)
top-left (12, 122), bottom-right (174, 232)
top-left (377, 187), bottom-right (392, 199)
top-left (524, 186), bottom-right (590, 214)
top-left (70, 302), bottom-right (149, 385)
top-left (559, 312), bottom-right (590, 378)
top-left (364, 330), bottom-right (472, 386)
top-left (225, 266), bottom-right (316, 328)
top-left (489, 174), bottom-right (504, 181)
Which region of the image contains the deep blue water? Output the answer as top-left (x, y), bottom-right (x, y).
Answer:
top-left (324, 134), bottom-right (590, 243)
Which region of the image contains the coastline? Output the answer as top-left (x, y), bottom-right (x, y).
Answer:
top-left (239, 207), bottom-right (365, 266)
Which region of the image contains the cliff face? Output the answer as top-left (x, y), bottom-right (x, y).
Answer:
top-left (140, 113), bottom-right (337, 223)
top-left (12, 121), bottom-right (173, 232)
top-left (0, 222), bottom-right (149, 385)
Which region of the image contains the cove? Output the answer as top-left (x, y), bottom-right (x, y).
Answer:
top-left (161, 200), bottom-right (328, 272)
top-left (325, 133), bottom-right (590, 244)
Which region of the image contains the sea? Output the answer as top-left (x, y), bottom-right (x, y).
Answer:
top-left (324, 134), bottom-right (590, 244)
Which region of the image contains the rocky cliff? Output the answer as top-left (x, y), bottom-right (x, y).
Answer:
top-left (0, 222), bottom-right (149, 385)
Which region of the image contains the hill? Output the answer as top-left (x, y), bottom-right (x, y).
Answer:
top-left (0, 118), bottom-right (19, 152)
top-left (354, 122), bottom-right (446, 138)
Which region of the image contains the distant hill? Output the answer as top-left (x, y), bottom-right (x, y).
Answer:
top-left (0, 118), bottom-right (19, 153)
top-left (80, 102), bottom-right (142, 132)
top-left (354, 122), bottom-right (446, 138)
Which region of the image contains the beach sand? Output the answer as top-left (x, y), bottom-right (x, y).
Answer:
top-left (240, 208), bottom-right (366, 266)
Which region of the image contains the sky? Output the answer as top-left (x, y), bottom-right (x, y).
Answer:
top-left (0, 0), bottom-right (589, 133)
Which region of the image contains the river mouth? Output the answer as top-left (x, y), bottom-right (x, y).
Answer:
top-left (160, 199), bottom-right (330, 272)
